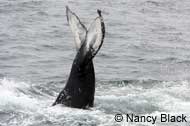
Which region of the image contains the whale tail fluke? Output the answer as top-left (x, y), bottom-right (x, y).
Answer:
top-left (66, 6), bottom-right (87, 50)
top-left (66, 6), bottom-right (105, 59)
top-left (52, 7), bottom-right (105, 108)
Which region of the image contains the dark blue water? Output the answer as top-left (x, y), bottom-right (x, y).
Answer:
top-left (0, 0), bottom-right (190, 125)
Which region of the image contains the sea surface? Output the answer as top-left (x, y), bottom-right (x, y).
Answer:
top-left (0, 0), bottom-right (190, 126)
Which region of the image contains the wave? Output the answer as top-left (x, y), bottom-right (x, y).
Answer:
top-left (0, 78), bottom-right (190, 126)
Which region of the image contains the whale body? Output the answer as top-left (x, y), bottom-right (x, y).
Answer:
top-left (52, 6), bottom-right (105, 108)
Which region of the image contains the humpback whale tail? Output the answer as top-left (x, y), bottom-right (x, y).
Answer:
top-left (52, 6), bottom-right (105, 108)
top-left (66, 6), bottom-right (105, 58)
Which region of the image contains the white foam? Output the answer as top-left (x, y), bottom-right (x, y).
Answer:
top-left (0, 78), bottom-right (190, 126)
top-left (0, 78), bottom-right (40, 112)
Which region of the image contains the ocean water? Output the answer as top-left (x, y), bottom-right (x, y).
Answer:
top-left (0, 0), bottom-right (190, 125)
